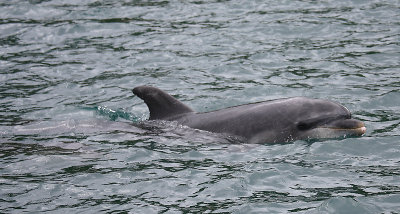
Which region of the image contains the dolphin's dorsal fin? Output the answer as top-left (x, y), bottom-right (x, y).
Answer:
top-left (132, 86), bottom-right (194, 120)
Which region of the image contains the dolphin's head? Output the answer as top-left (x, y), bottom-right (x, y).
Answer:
top-left (287, 98), bottom-right (366, 141)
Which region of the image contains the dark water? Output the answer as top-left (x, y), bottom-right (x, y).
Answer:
top-left (1, 0), bottom-right (400, 213)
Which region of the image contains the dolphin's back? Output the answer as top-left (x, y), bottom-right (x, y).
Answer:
top-left (173, 98), bottom-right (307, 139)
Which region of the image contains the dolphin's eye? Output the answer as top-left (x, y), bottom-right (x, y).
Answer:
top-left (297, 122), bottom-right (311, 130)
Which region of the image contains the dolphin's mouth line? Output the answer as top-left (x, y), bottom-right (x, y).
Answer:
top-left (316, 118), bottom-right (366, 134)
top-left (318, 126), bottom-right (366, 134)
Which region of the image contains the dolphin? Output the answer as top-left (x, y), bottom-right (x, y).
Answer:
top-left (132, 85), bottom-right (366, 144)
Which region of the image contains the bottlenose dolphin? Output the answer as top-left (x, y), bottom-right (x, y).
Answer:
top-left (132, 86), bottom-right (366, 143)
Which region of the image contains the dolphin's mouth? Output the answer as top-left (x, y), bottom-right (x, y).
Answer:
top-left (327, 126), bottom-right (366, 135)
top-left (320, 119), bottom-right (366, 136)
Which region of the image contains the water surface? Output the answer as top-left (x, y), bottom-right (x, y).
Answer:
top-left (1, 0), bottom-right (399, 213)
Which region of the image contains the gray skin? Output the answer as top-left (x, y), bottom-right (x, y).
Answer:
top-left (132, 86), bottom-right (366, 144)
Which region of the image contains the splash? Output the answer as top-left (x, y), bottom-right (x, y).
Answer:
top-left (93, 106), bottom-right (144, 122)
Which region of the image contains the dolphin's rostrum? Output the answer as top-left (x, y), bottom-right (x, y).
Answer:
top-left (133, 85), bottom-right (366, 143)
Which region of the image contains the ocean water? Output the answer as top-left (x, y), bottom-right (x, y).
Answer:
top-left (1, 0), bottom-right (399, 213)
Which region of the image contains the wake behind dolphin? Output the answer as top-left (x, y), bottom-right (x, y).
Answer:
top-left (132, 86), bottom-right (366, 144)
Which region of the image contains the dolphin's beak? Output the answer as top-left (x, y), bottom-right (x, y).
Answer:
top-left (323, 119), bottom-right (366, 136)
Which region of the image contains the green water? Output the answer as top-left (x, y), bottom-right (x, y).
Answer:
top-left (1, 0), bottom-right (399, 213)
